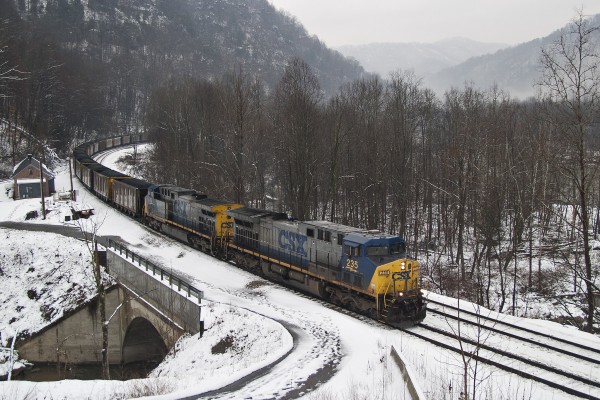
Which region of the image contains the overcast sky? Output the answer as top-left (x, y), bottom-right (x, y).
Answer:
top-left (267, 1), bottom-right (600, 47)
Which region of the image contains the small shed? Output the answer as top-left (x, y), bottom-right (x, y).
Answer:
top-left (11, 154), bottom-right (56, 199)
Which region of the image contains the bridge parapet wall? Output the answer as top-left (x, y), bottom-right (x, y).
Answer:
top-left (106, 240), bottom-right (203, 334)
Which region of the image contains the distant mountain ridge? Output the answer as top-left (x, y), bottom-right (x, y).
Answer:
top-left (337, 37), bottom-right (507, 78)
top-left (428, 14), bottom-right (600, 98)
top-left (425, 39), bottom-right (547, 99)
top-left (338, 14), bottom-right (600, 99)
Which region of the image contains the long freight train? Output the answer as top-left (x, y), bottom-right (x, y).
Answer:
top-left (73, 135), bottom-right (427, 326)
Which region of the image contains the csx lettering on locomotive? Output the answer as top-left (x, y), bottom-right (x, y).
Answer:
top-left (278, 230), bottom-right (308, 256)
top-left (392, 271), bottom-right (411, 280)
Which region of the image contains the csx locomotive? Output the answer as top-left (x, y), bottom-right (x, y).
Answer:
top-left (73, 135), bottom-right (426, 326)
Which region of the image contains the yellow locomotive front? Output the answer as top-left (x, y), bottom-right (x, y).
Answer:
top-left (342, 232), bottom-right (426, 325)
top-left (370, 258), bottom-right (426, 325)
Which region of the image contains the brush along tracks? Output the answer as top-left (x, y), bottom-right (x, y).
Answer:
top-left (402, 298), bottom-right (600, 400)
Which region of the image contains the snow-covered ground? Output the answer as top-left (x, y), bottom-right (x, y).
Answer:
top-left (1, 147), bottom-right (599, 400)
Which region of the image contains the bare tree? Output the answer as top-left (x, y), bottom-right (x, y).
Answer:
top-left (538, 11), bottom-right (600, 331)
top-left (445, 296), bottom-right (495, 400)
top-left (220, 66), bottom-right (261, 204)
top-left (273, 58), bottom-right (322, 220)
top-left (384, 71), bottom-right (423, 245)
top-left (0, 19), bottom-right (23, 99)
top-left (76, 213), bottom-right (111, 379)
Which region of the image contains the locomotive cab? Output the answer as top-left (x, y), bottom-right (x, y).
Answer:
top-left (341, 232), bottom-right (426, 324)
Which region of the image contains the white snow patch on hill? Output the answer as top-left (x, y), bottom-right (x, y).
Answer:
top-left (0, 229), bottom-right (99, 344)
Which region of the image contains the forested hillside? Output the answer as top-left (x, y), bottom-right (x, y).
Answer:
top-left (0, 0), bottom-right (363, 174)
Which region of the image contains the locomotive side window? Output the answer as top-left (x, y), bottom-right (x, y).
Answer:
top-left (344, 245), bottom-right (360, 257)
top-left (201, 209), bottom-right (216, 218)
top-left (307, 228), bottom-right (314, 237)
top-left (234, 219), bottom-right (253, 229)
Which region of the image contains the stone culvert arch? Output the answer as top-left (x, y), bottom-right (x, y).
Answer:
top-left (122, 316), bottom-right (168, 364)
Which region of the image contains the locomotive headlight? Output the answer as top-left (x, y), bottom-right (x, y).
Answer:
top-left (401, 262), bottom-right (406, 270)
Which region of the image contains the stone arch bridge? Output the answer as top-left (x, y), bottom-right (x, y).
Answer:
top-left (17, 241), bottom-right (203, 366)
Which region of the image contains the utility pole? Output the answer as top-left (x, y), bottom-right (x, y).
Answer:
top-left (68, 156), bottom-right (75, 201)
top-left (39, 147), bottom-right (46, 220)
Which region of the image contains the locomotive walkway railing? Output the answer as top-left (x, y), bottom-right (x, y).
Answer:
top-left (107, 239), bottom-right (203, 303)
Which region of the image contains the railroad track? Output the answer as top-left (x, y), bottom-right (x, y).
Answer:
top-left (401, 298), bottom-right (600, 400)
top-left (92, 146), bottom-right (124, 165)
top-left (183, 249), bottom-right (600, 399)
top-left (427, 298), bottom-right (600, 364)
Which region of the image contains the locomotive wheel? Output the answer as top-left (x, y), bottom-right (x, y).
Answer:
top-left (331, 295), bottom-right (343, 306)
top-left (344, 299), bottom-right (361, 313)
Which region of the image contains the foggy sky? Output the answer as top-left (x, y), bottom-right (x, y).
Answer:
top-left (267, 0), bottom-right (600, 47)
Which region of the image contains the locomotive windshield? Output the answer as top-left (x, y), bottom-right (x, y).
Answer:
top-left (390, 242), bottom-right (405, 255)
top-left (365, 241), bottom-right (406, 265)
top-left (366, 246), bottom-right (388, 256)
top-left (366, 243), bottom-right (405, 256)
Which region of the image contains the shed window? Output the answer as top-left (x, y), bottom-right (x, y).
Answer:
top-left (337, 233), bottom-right (344, 244)
top-left (317, 229), bottom-right (324, 240)
top-left (324, 231), bottom-right (331, 242)
top-left (307, 228), bottom-right (314, 237)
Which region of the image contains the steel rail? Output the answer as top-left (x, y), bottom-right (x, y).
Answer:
top-left (427, 297), bottom-right (600, 356)
top-left (427, 307), bottom-right (600, 365)
top-left (402, 326), bottom-right (600, 400)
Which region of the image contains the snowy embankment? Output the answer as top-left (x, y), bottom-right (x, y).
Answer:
top-left (3, 301), bottom-right (291, 400)
top-left (0, 168), bottom-right (293, 399)
top-left (0, 228), bottom-right (99, 340)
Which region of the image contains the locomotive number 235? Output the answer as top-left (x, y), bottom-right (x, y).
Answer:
top-left (345, 258), bottom-right (359, 272)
